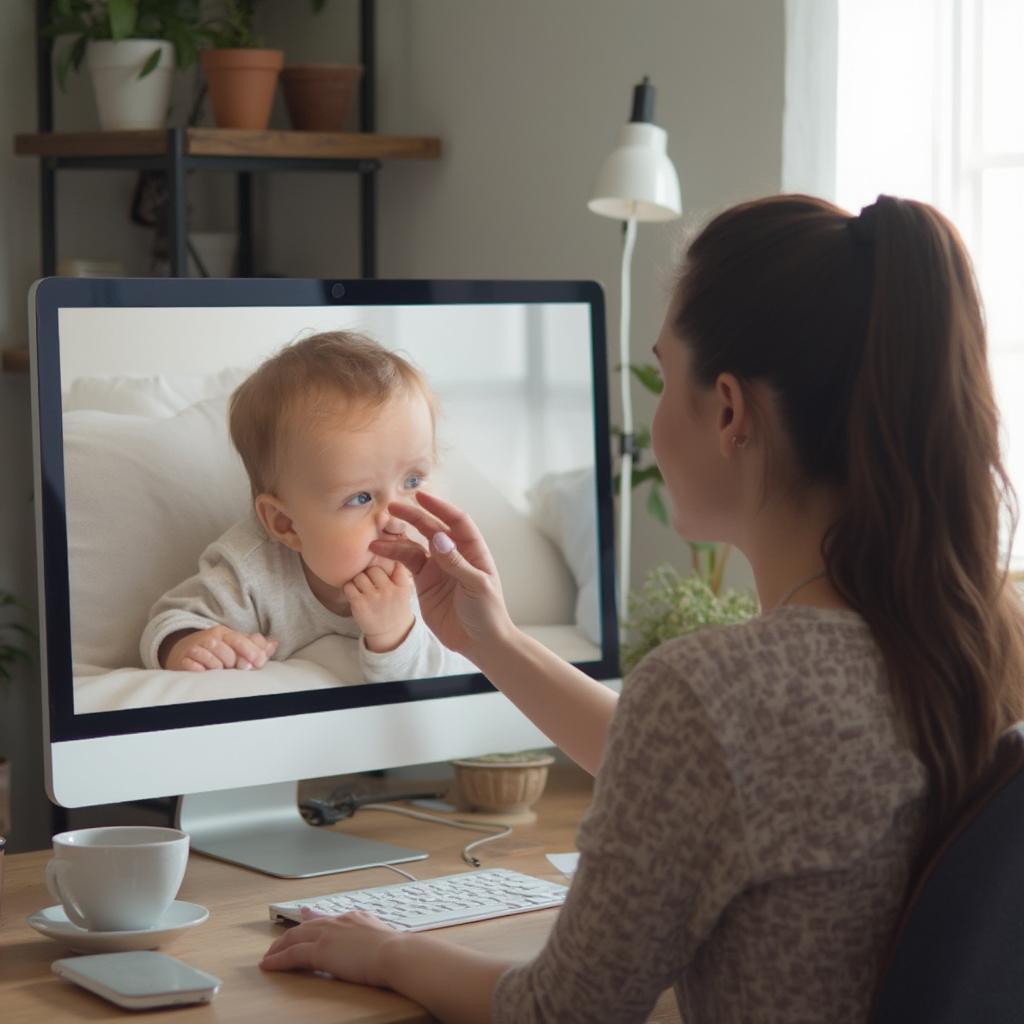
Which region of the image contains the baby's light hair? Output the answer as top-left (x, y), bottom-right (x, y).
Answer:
top-left (229, 330), bottom-right (435, 498)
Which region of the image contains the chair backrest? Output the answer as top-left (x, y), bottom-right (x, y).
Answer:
top-left (871, 725), bottom-right (1024, 1023)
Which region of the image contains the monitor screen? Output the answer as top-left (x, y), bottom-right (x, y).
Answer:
top-left (32, 278), bottom-right (618, 815)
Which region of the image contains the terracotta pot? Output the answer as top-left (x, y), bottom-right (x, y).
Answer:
top-left (281, 64), bottom-right (363, 132)
top-left (201, 48), bottom-right (283, 130)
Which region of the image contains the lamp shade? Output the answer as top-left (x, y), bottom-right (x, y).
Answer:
top-left (588, 122), bottom-right (682, 222)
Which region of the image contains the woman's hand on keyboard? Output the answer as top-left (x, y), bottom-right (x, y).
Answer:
top-left (260, 906), bottom-right (399, 986)
top-left (368, 490), bottom-right (515, 658)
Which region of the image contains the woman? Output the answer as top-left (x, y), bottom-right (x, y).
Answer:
top-left (260, 194), bottom-right (1024, 1022)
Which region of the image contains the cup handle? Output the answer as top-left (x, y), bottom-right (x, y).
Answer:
top-left (45, 859), bottom-right (90, 930)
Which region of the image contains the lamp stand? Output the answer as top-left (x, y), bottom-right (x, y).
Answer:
top-left (618, 217), bottom-right (638, 638)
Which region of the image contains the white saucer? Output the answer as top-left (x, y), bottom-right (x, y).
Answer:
top-left (28, 900), bottom-right (209, 954)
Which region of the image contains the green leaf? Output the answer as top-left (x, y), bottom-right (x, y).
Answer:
top-left (628, 363), bottom-right (663, 395)
top-left (620, 564), bottom-right (759, 673)
top-left (631, 465), bottom-right (663, 486)
top-left (138, 46), bottom-right (162, 78)
top-left (56, 39), bottom-right (77, 91)
top-left (688, 541), bottom-right (717, 555)
top-left (646, 483), bottom-right (668, 525)
top-left (108, 0), bottom-right (138, 40)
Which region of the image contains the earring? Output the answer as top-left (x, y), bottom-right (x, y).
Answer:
top-left (732, 435), bottom-right (749, 449)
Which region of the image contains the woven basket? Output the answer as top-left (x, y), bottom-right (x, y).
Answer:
top-left (451, 754), bottom-right (555, 813)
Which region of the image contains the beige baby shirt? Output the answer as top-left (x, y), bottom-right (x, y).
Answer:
top-left (493, 606), bottom-right (927, 1023)
top-left (139, 514), bottom-right (462, 682)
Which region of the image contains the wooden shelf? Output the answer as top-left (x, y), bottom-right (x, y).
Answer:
top-left (2, 348), bottom-right (29, 374)
top-left (14, 128), bottom-right (441, 162)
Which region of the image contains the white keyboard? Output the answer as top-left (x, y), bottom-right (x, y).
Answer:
top-left (269, 867), bottom-right (568, 932)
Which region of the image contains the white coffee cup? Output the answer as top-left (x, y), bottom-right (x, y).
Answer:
top-left (45, 826), bottom-right (188, 931)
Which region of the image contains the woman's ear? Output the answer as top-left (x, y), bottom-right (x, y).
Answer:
top-left (715, 372), bottom-right (751, 457)
top-left (255, 493), bottom-right (301, 551)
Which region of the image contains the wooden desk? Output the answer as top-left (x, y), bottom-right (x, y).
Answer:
top-left (0, 765), bottom-right (680, 1023)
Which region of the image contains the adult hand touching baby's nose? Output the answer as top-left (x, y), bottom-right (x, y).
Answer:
top-left (368, 491), bottom-right (513, 659)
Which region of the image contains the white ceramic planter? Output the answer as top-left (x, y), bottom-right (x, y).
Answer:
top-left (86, 39), bottom-right (175, 131)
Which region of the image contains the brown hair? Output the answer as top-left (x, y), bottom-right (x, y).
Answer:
top-left (673, 193), bottom-right (1024, 844)
top-left (229, 330), bottom-right (434, 498)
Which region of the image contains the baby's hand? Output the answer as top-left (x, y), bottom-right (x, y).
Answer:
top-left (161, 626), bottom-right (279, 672)
top-left (344, 564), bottom-right (415, 653)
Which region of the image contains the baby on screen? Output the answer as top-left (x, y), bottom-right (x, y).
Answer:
top-left (140, 330), bottom-right (453, 682)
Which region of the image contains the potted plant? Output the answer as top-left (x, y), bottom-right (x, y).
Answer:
top-left (0, 591), bottom-right (35, 839)
top-left (277, 2), bottom-right (361, 134)
top-left (621, 564), bottom-right (759, 673)
top-left (46, 0), bottom-right (204, 131)
top-left (450, 751), bottom-right (556, 821)
top-left (198, 0), bottom-right (283, 130)
top-left (281, 61), bottom-right (362, 133)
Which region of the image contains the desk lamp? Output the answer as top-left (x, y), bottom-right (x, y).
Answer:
top-left (588, 76), bottom-right (682, 632)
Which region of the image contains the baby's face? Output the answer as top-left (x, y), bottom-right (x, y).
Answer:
top-left (273, 389), bottom-right (434, 594)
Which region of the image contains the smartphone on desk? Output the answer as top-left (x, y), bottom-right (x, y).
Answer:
top-left (52, 951), bottom-right (221, 1009)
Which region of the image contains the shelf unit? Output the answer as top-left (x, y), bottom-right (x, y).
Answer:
top-left (4, 0), bottom-right (442, 374)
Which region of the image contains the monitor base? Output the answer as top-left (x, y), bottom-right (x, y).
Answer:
top-left (176, 782), bottom-right (428, 879)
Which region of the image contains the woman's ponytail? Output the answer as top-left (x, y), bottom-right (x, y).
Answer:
top-left (826, 196), bottom-right (1024, 840)
top-left (674, 193), bottom-right (1024, 846)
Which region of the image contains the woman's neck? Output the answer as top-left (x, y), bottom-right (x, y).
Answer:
top-left (739, 484), bottom-right (852, 612)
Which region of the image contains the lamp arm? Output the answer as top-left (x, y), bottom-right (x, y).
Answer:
top-left (618, 217), bottom-right (638, 637)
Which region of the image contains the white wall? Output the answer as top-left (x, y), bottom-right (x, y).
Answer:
top-left (0, 0), bottom-right (784, 849)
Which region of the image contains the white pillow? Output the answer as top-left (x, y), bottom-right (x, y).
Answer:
top-left (528, 467), bottom-right (603, 645)
top-left (62, 366), bottom-right (251, 418)
top-left (64, 397), bottom-right (251, 671)
top-left (432, 453), bottom-right (575, 627)
top-left (62, 397), bottom-right (577, 673)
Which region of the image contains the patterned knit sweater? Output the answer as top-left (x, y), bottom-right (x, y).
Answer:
top-left (493, 606), bottom-right (927, 1023)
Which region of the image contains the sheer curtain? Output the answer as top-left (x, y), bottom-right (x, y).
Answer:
top-left (784, 0), bottom-right (1024, 569)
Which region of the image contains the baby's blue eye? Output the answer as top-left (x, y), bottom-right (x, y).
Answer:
top-left (404, 473), bottom-right (425, 490)
top-left (344, 492), bottom-right (372, 507)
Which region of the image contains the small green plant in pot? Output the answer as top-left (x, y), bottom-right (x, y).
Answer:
top-left (46, 0), bottom-right (205, 130)
top-left (621, 564), bottom-right (759, 673)
top-left (197, 1), bottom-right (282, 129)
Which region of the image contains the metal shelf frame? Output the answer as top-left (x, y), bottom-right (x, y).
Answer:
top-left (33, 0), bottom-right (381, 278)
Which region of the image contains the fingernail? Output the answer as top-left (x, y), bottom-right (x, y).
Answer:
top-left (239, 660), bottom-right (251, 671)
top-left (432, 532), bottom-right (454, 554)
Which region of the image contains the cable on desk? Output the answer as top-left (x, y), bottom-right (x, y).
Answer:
top-left (377, 862), bottom-right (419, 882)
top-left (359, 803), bottom-right (513, 868)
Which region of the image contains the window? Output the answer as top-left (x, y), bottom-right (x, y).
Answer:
top-left (833, 0), bottom-right (1024, 567)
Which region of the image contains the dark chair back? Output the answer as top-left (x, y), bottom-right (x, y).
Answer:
top-left (871, 725), bottom-right (1024, 1023)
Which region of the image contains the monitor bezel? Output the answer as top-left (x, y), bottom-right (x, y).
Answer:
top-left (33, 277), bottom-right (618, 744)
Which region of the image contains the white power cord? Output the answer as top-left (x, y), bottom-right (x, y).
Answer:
top-left (359, 803), bottom-right (513, 871)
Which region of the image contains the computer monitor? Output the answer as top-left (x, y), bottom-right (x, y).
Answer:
top-left (30, 277), bottom-right (618, 877)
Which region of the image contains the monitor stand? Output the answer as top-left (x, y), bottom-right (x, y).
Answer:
top-left (176, 782), bottom-right (428, 879)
